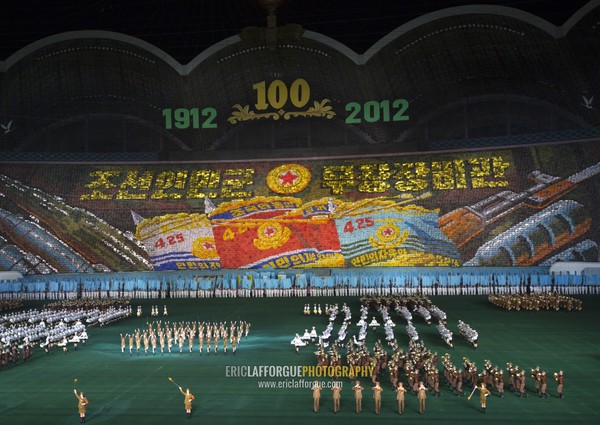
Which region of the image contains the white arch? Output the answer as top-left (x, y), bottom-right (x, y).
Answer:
top-left (0, 30), bottom-right (184, 73)
top-left (361, 2), bottom-right (600, 63)
top-left (0, 1), bottom-right (597, 72)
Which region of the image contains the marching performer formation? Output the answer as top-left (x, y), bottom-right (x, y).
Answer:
top-left (121, 319), bottom-right (251, 355)
top-left (0, 298), bottom-right (24, 312)
top-left (0, 292), bottom-right (578, 420)
top-left (1, 297), bottom-right (130, 368)
top-left (488, 293), bottom-right (583, 311)
top-left (300, 294), bottom-right (568, 415)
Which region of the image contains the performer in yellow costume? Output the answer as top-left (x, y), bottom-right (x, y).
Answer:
top-left (73, 388), bottom-right (89, 423)
top-left (179, 386), bottom-right (195, 419)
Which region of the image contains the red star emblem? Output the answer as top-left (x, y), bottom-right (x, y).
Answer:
top-left (279, 171), bottom-right (298, 186)
top-left (383, 227), bottom-right (394, 237)
top-left (264, 226), bottom-right (276, 237)
top-left (202, 242), bottom-right (215, 250)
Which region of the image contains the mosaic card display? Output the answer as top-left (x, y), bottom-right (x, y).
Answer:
top-left (0, 141), bottom-right (598, 274)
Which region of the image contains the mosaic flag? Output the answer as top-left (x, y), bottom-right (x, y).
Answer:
top-left (333, 198), bottom-right (460, 267)
top-left (135, 213), bottom-right (221, 271)
top-left (212, 217), bottom-right (343, 269)
top-left (210, 196), bottom-right (342, 269)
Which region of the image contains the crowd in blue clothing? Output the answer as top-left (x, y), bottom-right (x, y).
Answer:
top-left (1, 267), bottom-right (598, 299)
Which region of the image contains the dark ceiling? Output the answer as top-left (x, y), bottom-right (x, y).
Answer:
top-left (0, 0), bottom-right (591, 64)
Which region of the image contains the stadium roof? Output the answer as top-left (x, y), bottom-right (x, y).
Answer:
top-left (0, 0), bottom-right (598, 157)
top-left (0, 0), bottom-right (591, 64)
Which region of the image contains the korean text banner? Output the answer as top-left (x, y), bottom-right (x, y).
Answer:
top-left (0, 140), bottom-right (598, 274)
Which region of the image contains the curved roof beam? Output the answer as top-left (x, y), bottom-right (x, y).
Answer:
top-left (1, 1), bottom-right (597, 72)
top-left (0, 30), bottom-right (185, 73)
top-left (362, 2), bottom-right (599, 63)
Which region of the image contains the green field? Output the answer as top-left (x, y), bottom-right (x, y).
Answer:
top-left (1, 295), bottom-right (598, 425)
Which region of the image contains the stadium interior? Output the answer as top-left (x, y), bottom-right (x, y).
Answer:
top-left (0, 1), bottom-right (599, 424)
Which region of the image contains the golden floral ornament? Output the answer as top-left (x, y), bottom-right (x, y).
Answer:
top-left (191, 237), bottom-right (219, 259)
top-left (227, 99), bottom-right (336, 124)
top-left (369, 221), bottom-right (409, 249)
top-left (266, 164), bottom-right (311, 194)
top-left (253, 221), bottom-right (291, 250)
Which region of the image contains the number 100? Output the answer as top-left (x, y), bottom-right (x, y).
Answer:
top-left (253, 79), bottom-right (310, 110)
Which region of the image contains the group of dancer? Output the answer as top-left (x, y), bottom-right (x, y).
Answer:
top-left (148, 305), bottom-right (168, 317)
top-left (488, 293), bottom-right (583, 311)
top-left (1, 297), bottom-right (131, 369)
top-left (0, 298), bottom-right (24, 312)
top-left (449, 355), bottom-right (564, 398)
top-left (310, 337), bottom-right (566, 414)
top-left (304, 295), bottom-right (479, 354)
top-left (304, 296), bottom-right (566, 414)
top-left (120, 320), bottom-right (250, 355)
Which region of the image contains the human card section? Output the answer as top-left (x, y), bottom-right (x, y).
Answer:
top-left (212, 218), bottom-right (343, 269)
top-left (135, 213), bottom-right (221, 271)
top-left (0, 142), bottom-right (597, 275)
top-left (333, 199), bottom-right (461, 267)
top-left (134, 196), bottom-right (460, 270)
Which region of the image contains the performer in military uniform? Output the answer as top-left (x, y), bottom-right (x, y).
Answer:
top-left (395, 382), bottom-right (406, 415)
top-left (540, 371), bottom-right (548, 398)
top-left (352, 380), bottom-right (364, 413)
top-left (456, 369), bottom-right (464, 396)
top-left (417, 381), bottom-right (428, 414)
top-left (372, 381), bottom-right (383, 415)
top-left (23, 342), bottom-right (31, 361)
top-left (531, 367), bottom-right (541, 394)
top-left (493, 368), bottom-right (505, 397)
top-left (151, 332), bottom-right (157, 354)
top-left (507, 363), bottom-right (515, 392)
top-left (143, 330), bottom-right (149, 354)
top-left (73, 388), bottom-right (89, 423)
top-left (223, 329), bottom-right (229, 353)
top-left (332, 382), bottom-right (342, 413)
top-left (159, 331), bottom-right (166, 354)
top-left (516, 369), bottom-right (527, 398)
top-left (135, 329), bottom-right (141, 354)
top-left (312, 381), bottom-right (322, 413)
top-left (554, 370), bottom-right (564, 399)
top-left (179, 386), bottom-right (195, 419)
top-left (232, 335), bottom-right (238, 354)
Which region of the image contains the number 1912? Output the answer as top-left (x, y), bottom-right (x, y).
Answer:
top-left (162, 107), bottom-right (217, 129)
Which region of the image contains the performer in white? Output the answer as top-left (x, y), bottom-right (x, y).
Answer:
top-left (368, 317), bottom-right (380, 329)
top-left (309, 326), bottom-right (318, 343)
top-left (291, 333), bottom-right (306, 354)
top-left (301, 329), bottom-right (311, 343)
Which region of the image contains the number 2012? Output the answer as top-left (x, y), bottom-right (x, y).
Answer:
top-left (345, 99), bottom-right (409, 124)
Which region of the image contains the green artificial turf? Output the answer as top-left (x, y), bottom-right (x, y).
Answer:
top-left (0, 295), bottom-right (598, 425)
